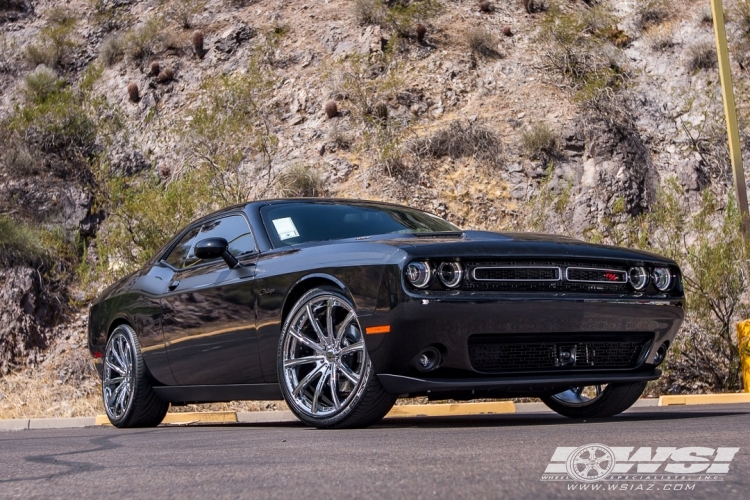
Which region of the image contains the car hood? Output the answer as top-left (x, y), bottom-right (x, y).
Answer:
top-left (353, 231), bottom-right (677, 265)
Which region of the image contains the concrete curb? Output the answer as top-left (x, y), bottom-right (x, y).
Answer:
top-left (387, 401), bottom-right (515, 417)
top-left (513, 398), bottom-right (659, 413)
top-left (658, 393), bottom-right (750, 406)
top-left (0, 396), bottom-right (746, 431)
top-left (0, 419), bottom-right (30, 431)
top-left (29, 417), bottom-right (96, 430)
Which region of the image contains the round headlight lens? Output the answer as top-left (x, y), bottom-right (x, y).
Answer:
top-left (405, 261), bottom-right (432, 289)
top-left (438, 262), bottom-right (464, 288)
top-left (652, 267), bottom-right (672, 291)
top-left (629, 266), bottom-right (648, 290)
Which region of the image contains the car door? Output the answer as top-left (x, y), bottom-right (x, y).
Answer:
top-left (160, 213), bottom-right (262, 385)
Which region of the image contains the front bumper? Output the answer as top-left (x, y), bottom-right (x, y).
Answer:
top-left (378, 369), bottom-right (661, 396)
top-left (360, 293), bottom-right (683, 394)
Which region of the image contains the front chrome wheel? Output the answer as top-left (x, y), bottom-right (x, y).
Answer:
top-left (103, 331), bottom-right (135, 421)
top-left (541, 381), bottom-right (647, 418)
top-left (549, 385), bottom-right (607, 407)
top-left (281, 293), bottom-right (367, 418)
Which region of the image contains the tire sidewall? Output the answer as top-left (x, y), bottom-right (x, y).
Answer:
top-left (277, 287), bottom-right (373, 427)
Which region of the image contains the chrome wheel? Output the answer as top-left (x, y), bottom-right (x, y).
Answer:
top-left (281, 293), bottom-right (367, 418)
top-left (103, 331), bottom-right (135, 421)
top-left (550, 384), bottom-right (607, 406)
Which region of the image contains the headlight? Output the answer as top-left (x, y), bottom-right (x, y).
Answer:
top-left (652, 267), bottom-right (672, 291)
top-left (438, 262), bottom-right (464, 288)
top-left (629, 266), bottom-right (648, 290)
top-left (406, 261), bottom-right (433, 288)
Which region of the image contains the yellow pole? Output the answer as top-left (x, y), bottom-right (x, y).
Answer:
top-left (737, 320), bottom-right (750, 391)
top-left (711, 0), bottom-right (750, 233)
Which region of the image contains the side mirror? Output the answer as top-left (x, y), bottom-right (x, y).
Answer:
top-left (194, 238), bottom-right (240, 269)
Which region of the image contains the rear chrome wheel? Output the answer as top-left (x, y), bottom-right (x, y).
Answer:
top-left (102, 324), bottom-right (169, 428)
top-left (278, 287), bottom-right (396, 428)
top-left (541, 381), bottom-right (647, 418)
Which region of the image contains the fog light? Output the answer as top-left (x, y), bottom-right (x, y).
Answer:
top-left (652, 267), bottom-right (672, 291)
top-left (415, 347), bottom-right (441, 372)
top-left (629, 267), bottom-right (648, 290)
top-left (406, 261), bottom-right (433, 289)
top-left (438, 262), bottom-right (464, 289)
top-left (653, 342), bottom-right (669, 366)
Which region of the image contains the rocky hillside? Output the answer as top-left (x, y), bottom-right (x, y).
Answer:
top-left (2, 0), bottom-right (750, 416)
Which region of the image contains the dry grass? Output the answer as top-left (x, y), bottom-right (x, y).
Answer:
top-left (687, 41), bottom-right (717, 71)
top-left (521, 122), bottom-right (560, 160)
top-left (278, 164), bottom-right (325, 198)
top-left (465, 28), bottom-right (502, 59)
top-left (0, 367), bottom-right (101, 419)
top-left (645, 21), bottom-right (677, 51)
top-left (409, 120), bottom-right (503, 165)
top-left (635, 0), bottom-right (674, 31)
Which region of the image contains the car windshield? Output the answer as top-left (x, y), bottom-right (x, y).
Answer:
top-left (260, 202), bottom-right (460, 246)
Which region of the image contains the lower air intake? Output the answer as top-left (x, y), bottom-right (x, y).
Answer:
top-left (467, 333), bottom-right (652, 373)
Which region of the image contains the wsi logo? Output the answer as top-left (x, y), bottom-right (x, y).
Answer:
top-left (541, 444), bottom-right (739, 483)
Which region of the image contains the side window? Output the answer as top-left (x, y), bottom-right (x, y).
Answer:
top-left (185, 215), bottom-right (256, 267)
top-left (163, 227), bottom-right (201, 269)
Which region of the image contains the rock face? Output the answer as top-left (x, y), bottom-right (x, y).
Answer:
top-left (566, 108), bottom-right (659, 233)
top-left (0, 267), bottom-right (59, 375)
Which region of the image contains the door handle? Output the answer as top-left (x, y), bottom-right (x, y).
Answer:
top-left (168, 280), bottom-right (180, 290)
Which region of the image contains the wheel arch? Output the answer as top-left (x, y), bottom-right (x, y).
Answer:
top-left (281, 274), bottom-right (351, 324)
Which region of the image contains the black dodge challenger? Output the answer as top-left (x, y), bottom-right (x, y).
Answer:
top-left (88, 199), bottom-right (684, 428)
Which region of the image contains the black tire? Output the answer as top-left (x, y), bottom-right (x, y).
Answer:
top-left (277, 286), bottom-right (396, 429)
top-left (541, 381), bottom-right (647, 418)
top-left (102, 324), bottom-right (169, 428)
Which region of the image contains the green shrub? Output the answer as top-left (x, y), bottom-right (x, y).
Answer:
top-left (24, 12), bottom-right (78, 68)
top-left (123, 17), bottom-right (165, 64)
top-left (100, 35), bottom-right (124, 66)
top-left (93, 170), bottom-right (212, 277)
top-left (166, 0), bottom-right (206, 29)
top-left (22, 65), bottom-right (65, 104)
top-left (10, 87), bottom-right (96, 159)
top-left (353, 0), bottom-right (441, 37)
top-left (182, 53), bottom-right (280, 204)
top-left (353, 0), bottom-right (387, 25)
top-left (0, 216), bottom-right (48, 268)
top-left (538, 5), bottom-right (625, 98)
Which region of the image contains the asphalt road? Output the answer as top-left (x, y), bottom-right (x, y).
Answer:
top-left (1, 405), bottom-right (749, 500)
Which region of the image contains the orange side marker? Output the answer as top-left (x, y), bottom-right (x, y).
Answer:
top-left (365, 325), bottom-right (391, 334)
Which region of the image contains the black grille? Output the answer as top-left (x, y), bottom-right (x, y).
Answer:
top-left (567, 267), bottom-right (627, 283)
top-left (463, 261), bottom-right (629, 293)
top-left (473, 267), bottom-right (560, 281)
top-left (467, 333), bottom-right (651, 373)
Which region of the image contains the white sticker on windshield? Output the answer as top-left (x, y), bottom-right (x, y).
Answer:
top-left (272, 217), bottom-right (300, 240)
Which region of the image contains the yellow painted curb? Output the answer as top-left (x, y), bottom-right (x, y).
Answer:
top-left (385, 401), bottom-right (515, 418)
top-left (95, 411), bottom-right (238, 426)
top-left (658, 394), bottom-right (750, 406)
